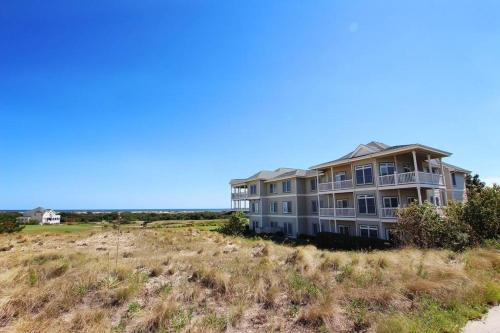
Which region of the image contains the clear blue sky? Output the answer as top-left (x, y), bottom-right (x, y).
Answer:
top-left (1, 1), bottom-right (499, 209)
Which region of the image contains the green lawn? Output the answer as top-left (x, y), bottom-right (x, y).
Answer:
top-left (21, 219), bottom-right (227, 234)
top-left (22, 223), bottom-right (102, 233)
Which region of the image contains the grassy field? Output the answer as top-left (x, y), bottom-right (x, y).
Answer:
top-left (21, 223), bottom-right (103, 233)
top-left (0, 225), bottom-right (499, 332)
top-left (20, 219), bottom-right (226, 234)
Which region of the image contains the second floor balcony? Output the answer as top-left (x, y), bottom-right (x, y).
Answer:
top-left (318, 171), bottom-right (444, 193)
top-left (231, 192), bottom-right (249, 200)
top-left (378, 171), bottom-right (443, 187)
top-left (319, 207), bottom-right (356, 218)
top-left (319, 179), bottom-right (354, 192)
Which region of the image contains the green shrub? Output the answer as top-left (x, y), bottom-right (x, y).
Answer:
top-left (462, 184), bottom-right (500, 242)
top-left (393, 202), bottom-right (471, 250)
top-left (218, 212), bottom-right (248, 235)
top-left (0, 219), bottom-right (25, 233)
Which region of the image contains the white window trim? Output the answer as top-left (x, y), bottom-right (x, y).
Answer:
top-left (360, 225), bottom-right (379, 238)
top-left (270, 201), bottom-right (278, 213)
top-left (383, 196), bottom-right (399, 208)
top-left (335, 171), bottom-right (347, 182)
top-left (355, 164), bottom-right (374, 185)
top-left (282, 180), bottom-right (292, 193)
top-left (336, 199), bottom-right (349, 208)
top-left (406, 197), bottom-right (416, 205)
top-left (338, 225), bottom-right (349, 235)
top-left (379, 162), bottom-right (395, 176)
top-left (312, 200), bottom-right (318, 213)
top-left (357, 194), bottom-right (376, 215)
top-left (282, 201), bottom-right (292, 214)
top-left (310, 178), bottom-right (317, 191)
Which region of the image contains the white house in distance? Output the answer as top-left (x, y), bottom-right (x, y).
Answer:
top-left (18, 207), bottom-right (61, 224)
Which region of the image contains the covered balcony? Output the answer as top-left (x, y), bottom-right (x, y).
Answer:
top-left (378, 171), bottom-right (443, 187)
top-left (319, 207), bottom-right (356, 218)
top-left (318, 179), bottom-right (354, 192)
top-left (231, 192), bottom-right (248, 200)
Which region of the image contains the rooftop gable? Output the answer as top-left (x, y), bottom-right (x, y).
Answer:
top-left (310, 142), bottom-right (450, 169)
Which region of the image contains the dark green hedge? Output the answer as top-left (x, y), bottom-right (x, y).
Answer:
top-left (315, 232), bottom-right (393, 250)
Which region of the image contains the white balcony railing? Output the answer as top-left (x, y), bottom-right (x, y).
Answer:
top-left (378, 171), bottom-right (443, 187)
top-left (336, 208), bottom-right (355, 217)
top-left (318, 182), bottom-right (333, 192)
top-left (319, 207), bottom-right (355, 217)
top-left (379, 174), bottom-right (397, 186)
top-left (333, 179), bottom-right (354, 190)
top-left (418, 172), bottom-right (444, 185)
top-left (381, 207), bottom-right (398, 218)
top-left (319, 208), bottom-right (335, 216)
top-left (231, 192), bottom-right (248, 200)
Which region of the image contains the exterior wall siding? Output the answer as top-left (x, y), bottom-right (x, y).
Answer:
top-left (231, 145), bottom-right (468, 240)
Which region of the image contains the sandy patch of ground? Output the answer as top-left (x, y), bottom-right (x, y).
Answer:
top-left (463, 305), bottom-right (500, 333)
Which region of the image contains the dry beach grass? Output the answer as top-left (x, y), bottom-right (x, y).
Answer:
top-left (0, 226), bottom-right (499, 332)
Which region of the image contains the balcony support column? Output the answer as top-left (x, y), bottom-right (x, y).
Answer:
top-left (439, 158), bottom-right (448, 205)
top-left (412, 150), bottom-right (423, 204)
top-left (330, 166), bottom-right (334, 190)
top-left (394, 155), bottom-right (399, 185)
top-left (238, 187), bottom-right (241, 210)
top-left (332, 192), bottom-right (336, 217)
top-left (316, 173), bottom-right (322, 232)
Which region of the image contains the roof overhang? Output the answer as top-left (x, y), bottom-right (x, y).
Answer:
top-left (310, 144), bottom-right (451, 170)
top-left (263, 173), bottom-right (318, 183)
top-left (229, 179), bottom-right (249, 186)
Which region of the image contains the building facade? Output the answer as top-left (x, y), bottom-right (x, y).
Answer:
top-left (230, 142), bottom-right (470, 240)
top-left (18, 207), bottom-right (61, 224)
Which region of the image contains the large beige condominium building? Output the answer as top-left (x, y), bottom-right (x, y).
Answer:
top-left (230, 142), bottom-right (470, 240)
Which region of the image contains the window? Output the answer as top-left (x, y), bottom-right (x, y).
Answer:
top-left (360, 225), bottom-right (378, 238)
top-left (355, 165), bottom-right (373, 185)
top-left (270, 221), bottom-right (278, 228)
top-left (269, 183), bottom-right (276, 193)
top-left (335, 171), bottom-right (347, 182)
top-left (358, 195), bottom-right (376, 214)
top-left (336, 199), bottom-right (349, 208)
top-left (310, 179), bottom-right (317, 191)
top-left (451, 173), bottom-right (457, 186)
top-left (312, 200), bottom-right (318, 213)
top-left (338, 225), bottom-right (349, 235)
top-left (270, 201), bottom-right (278, 213)
top-left (313, 223), bottom-right (319, 235)
top-left (379, 162), bottom-right (395, 176)
top-left (407, 197), bottom-right (416, 205)
top-left (283, 201), bottom-right (292, 214)
top-left (250, 184), bottom-right (257, 195)
top-left (252, 221), bottom-right (259, 230)
top-left (251, 201), bottom-right (259, 213)
top-left (282, 180), bottom-right (291, 193)
top-left (383, 197), bottom-right (399, 208)
top-left (386, 229), bottom-right (395, 241)
top-left (283, 222), bottom-right (293, 235)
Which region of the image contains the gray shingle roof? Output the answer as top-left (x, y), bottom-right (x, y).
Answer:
top-left (230, 168), bottom-right (318, 185)
top-left (310, 142), bottom-right (450, 169)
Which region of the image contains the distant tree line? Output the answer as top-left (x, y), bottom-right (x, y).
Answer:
top-left (60, 211), bottom-right (226, 223)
